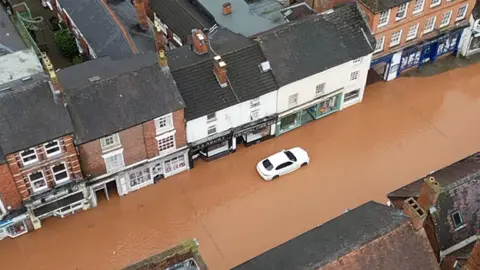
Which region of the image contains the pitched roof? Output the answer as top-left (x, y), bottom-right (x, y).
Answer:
top-left (0, 75), bottom-right (74, 154)
top-left (58, 52), bottom-right (185, 144)
top-left (57, 0), bottom-right (155, 59)
top-left (0, 146), bottom-right (5, 164)
top-left (0, 9), bottom-right (27, 56)
top-left (168, 28), bottom-right (278, 120)
top-left (233, 201), bottom-right (439, 270)
top-left (149, 0), bottom-right (215, 42)
top-left (359, 0), bottom-right (411, 13)
top-left (473, 0), bottom-right (480, 20)
top-left (257, 3), bottom-right (374, 87)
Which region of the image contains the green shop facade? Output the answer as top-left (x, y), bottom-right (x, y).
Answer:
top-left (276, 89), bottom-right (344, 135)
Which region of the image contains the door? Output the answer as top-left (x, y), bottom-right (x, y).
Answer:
top-left (275, 161), bottom-right (294, 176)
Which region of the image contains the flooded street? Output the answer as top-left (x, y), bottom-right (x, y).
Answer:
top-left (1, 63), bottom-right (480, 270)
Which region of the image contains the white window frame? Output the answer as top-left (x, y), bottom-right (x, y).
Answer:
top-left (20, 148), bottom-right (38, 166)
top-left (389, 29), bottom-right (403, 47)
top-left (349, 70), bottom-right (359, 81)
top-left (127, 167), bottom-right (152, 189)
top-left (102, 148), bottom-right (125, 173)
top-left (155, 113), bottom-right (174, 134)
top-left (439, 11), bottom-right (453, 28)
top-left (406, 23), bottom-right (420, 41)
top-left (164, 154), bottom-right (187, 175)
top-left (451, 211), bottom-right (465, 230)
top-left (51, 163), bottom-right (70, 184)
top-left (374, 36), bottom-right (385, 53)
top-left (28, 171), bottom-right (48, 193)
top-left (352, 57), bottom-right (362, 64)
top-left (288, 93), bottom-right (298, 108)
top-left (315, 83), bottom-right (325, 96)
top-left (156, 130), bottom-right (176, 155)
top-left (396, 3), bottom-right (409, 21)
top-left (378, 9), bottom-right (391, 27)
top-left (423, 16), bottom-right (436, 34)
top-left (100, 133), bottom-right (121, 151)
top-left (430, 0), bottom-right (441, 8)
top-left (456, 4), bottom-right (468, 21)
top-left (207, 125), bottom-right (216, 135)
top-left (413, 0), bottom-right (425, 15)
top-left (206, 112), bottom-right (217, 123)
top-left (43, 140), bottom-right (61, 158)
top-left (250, 109), bottom-right (260, 121)
top-left (344, 89), bottom-right (361, 102)
top-left (250, 98), bottom-right (260, 108)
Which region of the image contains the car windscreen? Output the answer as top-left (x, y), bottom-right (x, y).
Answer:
top-left (284, 151), bottom-right (297, 162)
top-left (262, 159), bottom-right (274, 171)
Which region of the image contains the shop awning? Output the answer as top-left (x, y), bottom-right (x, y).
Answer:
top-left (233, 115), bottom-right (277, 137)
top-left (33, 192), bottom-right (84, 217)
top-left (190, 130), bottom-right (233, 151)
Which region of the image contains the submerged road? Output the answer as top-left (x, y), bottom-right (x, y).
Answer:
top-left (1, 64), bottom-right (480, 269)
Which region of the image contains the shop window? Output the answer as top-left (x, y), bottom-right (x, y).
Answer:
top-left (374, 36), bottom-right (385, 53)
top-left (413, 0), bottom-right (425, 14)
top-left (451, 211), bottom-right (465, 229)
top-left (430, 0), bottom-right (441, 7)
top-left (207, 141), bottom-right (228, 156)
top-left (128, 168), bottom-right (151, 188)
top-left (158, 134), bottom-right (176, 154)
top-left (439, 11), bottom-right (452, 28)
top-left (104, 151), bottom-right (125, 172)
top-left (29, 171), bottom-right (48, 192)
top-left (54, 201), bottom-right (83, 218)
top-left (315, 83), bottom-right (325, 96)
top-left (288, 93), bottom-right (298, 108)
top-left (155, 113), bottom-right (173, 134)
top-left (349, 70), bottom-right (359, 81)
top-left (378, 10), bottom-right (390, 27)
top-left (52, 163), bottom-right (69, 184)
top-left (164, 155), bottom-right (187, 174)
top-left (389, 29), bottom-right (403, 47)
top-left (250, 98), bottom-right (260, 108)
top-left (406, 23), bottom-right (419, 41)
top-left (44, 140), bottom-right (61, 157)
top-left (280, 114), bottom-right (297, 130)
top-left (6, 221), bottom-right (27, 238)
top-left (456, 4), bottom-right (468, 21)
top-left (396, 3), bottom-right (408, 21)
top-left (423, 16), bottom-right (436, 34)
top-left (100, 133), bottom-right (121, 151)
top-left (20, 148), bottom-right (38, 166)
top-left (208, 125), bottom-right (216, 135)
top-left (344, 89), bottom-right (360, 102)
top-left (207, 113), bottom-right (216, 123)
top-left (318, 95), bottom-right (339, 116)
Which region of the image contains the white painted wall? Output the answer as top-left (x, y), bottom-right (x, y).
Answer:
top-left (458, 16), bottom-right (480, 57)
top-left (277, 53), bottom-right (373, 114)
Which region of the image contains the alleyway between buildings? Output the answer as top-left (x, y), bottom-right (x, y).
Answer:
top-left (1, 63), bottom-right (480, 270)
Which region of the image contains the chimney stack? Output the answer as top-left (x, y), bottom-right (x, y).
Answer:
top-left (417, 176), bottom-right (441, 212)
top-left (154, 19), bottom-right (165, 52)
top-left (191, 29), bottom-right (208, 55)
top-left (403, 197), bottom-right (427, 231)
top-left (135, 0), bottom-right (149, 31)
top-left (464, 236), bottom-right (480, 270)
top-left (222, 2), bottom-right (232, 15)
top-left (158, 50), bottom-right (168, 68)
top-left (213, 55), bottom-right (227, 88)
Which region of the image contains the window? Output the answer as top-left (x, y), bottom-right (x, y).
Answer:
top-left (52, 163), bottom-right (69, 183)
top-left (262, 159), bottom-right (274, 171)
top-left (406, 23), bottom-right (419, 41)
top-left (207, 125), bottom-right (216, 135)
top-left (284, 151), bottom-right (297, 162)
top-left (423, 16), bottom-right (436, 34)
top-left (250, 98), bottom-right (260, 108)
top-left (100, 133), bottom-right (120, 150)
top-left (378, 10), bottom-right (390, 27)
top-left (251, 109), bottom-right (260, 121)
top-left (344, 89), bottom-right (360, 102)
top-left (44, 140), bottom-right (61, 157)
top-left (104, 151), bottom-right (124, 172)
top-left (164, 155), bottom-right (187, 174)
top-left (396, 3), bottom-right (408, 20)
top-left (207, 113), bottom-right (216, 122)
top-left (350, 71), bottom-right (359, 81)
top-left (288, 94), bottom-right (298, 108)
top-left (451, 211), bottom-right (465, 229)
top-left (440, 11), bottom-right (452, 27)
top-left (353, 57), bottom-right (362, 64)
top-left (374, 36), bottom-right (385, 53)
top-left (158, 134), bottom-right (175, 153)
top-left (128, 168), bottom-right (151, 188)
top-left (276, 161), bottom-right (293, 170)
top-left (413, 0), bottom-right (425, 14)
top-left (456, 4), bottom-right (468, 21)
top-left (315, 83), bottom-right (325, 96)
top-left (155, 114), bottom-right (173, 134)
top-left (430, 0), bottom-right (441, 7)
top-left (390, 29), bottom-right (403, 47)
top-left (20, 148), bottom-right (38, 166)
top-left (29, 171), bottom-right (47, 192)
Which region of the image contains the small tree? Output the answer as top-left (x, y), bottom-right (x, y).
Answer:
top-left (54, 29), bottom-right (79, 60)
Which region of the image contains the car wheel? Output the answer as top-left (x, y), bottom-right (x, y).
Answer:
top-left (272, 175), bottom-right (279, 180)
top-left (301, 162), bottom-right (308, 167)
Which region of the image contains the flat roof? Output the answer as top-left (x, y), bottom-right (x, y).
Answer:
top-left (0, 9), bottom-right (27, 56)
top-left (0, 49), bottom-right (43, 85)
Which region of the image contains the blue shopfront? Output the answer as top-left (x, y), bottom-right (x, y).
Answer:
top-left (371, 28), bottom-right (464, 81)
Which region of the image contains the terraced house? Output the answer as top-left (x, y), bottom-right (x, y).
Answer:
top-left (361, 0), bottom-right (476, 80)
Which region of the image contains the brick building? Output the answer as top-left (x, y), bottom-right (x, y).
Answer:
top-left (57, 51), bottom-right (188, 203)
top-left (359, 0), bottom-right (475, 80)
top-left (387, 153), bottom-right (480, 268)
top-left (0, 50), bottom-right (90, 239)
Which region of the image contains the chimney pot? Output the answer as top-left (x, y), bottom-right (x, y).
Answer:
top-left (417, 176), bottom-right (441, 211)
top-left (191, 29), bottom-right (208, 55)
top-left (403, 197), bottom-right (427, 231)
top-left (223, 2), bottom-right (232, 15)
top-left (135, 0), bottom-right (149, 31)
top-left (213, 56), bottom-right (228, 88)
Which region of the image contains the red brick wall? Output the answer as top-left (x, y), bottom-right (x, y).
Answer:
top-left (143, 120), bottom-right (158, 159)
top-left (173, 109), bottom-right (187, 149)
top-left (0, 163), bottom-right (22, 209)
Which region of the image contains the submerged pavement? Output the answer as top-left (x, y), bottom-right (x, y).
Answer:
top-left (0, 63), bottom-right (480, 270)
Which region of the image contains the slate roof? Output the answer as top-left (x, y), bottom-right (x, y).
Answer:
top-left (150, 0), bottom-right (215, 42)
top-left (0, 146), bottom-right (5, 164)
top-left (58, 51), bottom-right (185, 144)
top-left (0, 75), bottom-right (74, 154)
top-left (57, 0), bottom-right (155, 59)
top-left (168, 27), bottom-right (278, 120)
top-left (280, 3), bottom-right (316, 22)
top-left (359, 0), bottom-right (411, 13)
top-left (257, 3), bottom-right (375, 87)
top-left (0, 9), bottom-right (27, 56)
top-left (233, 201), bottom-right (440, 270)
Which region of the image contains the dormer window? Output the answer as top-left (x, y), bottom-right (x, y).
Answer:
top-left (100, 133), bottom-right (121, 151)
top-left (20, 148), bottom-right (38, 166)
top-left (451, 211), bottom-right (465, 230)
top-left (44, 140), bottom-right (61, 157)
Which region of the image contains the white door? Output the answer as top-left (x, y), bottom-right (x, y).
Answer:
top-left (118, 176), bottom-right (128, 196)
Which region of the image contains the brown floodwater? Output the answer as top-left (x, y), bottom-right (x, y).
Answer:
top-left (1, 64), bottom-right (480, 270)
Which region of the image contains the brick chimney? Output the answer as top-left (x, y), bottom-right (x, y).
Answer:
top-left (417, 176), bottom-right (441, 211)
top-left (135, 0), bottom-right (149, 31)
top-left (403, 197), bottom-right (427, 230)
top-left (223, 2), bottom-right (232, 15)
top-left (213, 55), bottom-right (227, 88)
top-left (191, 29), bottom-right (208, 55)
top-left (154, 19), bottom-right (165, 52)
top-left (158, 50), bottom-right (168, 68)
top-left (464, 236), bottom-right (480, 270)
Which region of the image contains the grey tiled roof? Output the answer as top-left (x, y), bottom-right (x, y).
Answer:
top-left (473, 0), bottom-right (480, 20)
top-left (0, 75), bottom-right (74, 154)
top-left (168, 28), bottom-right (278, 120)
top-left (59, 52), bottom-right (185, 144)
top-left (258, 2), bottom-right (374, 87)
top-left (150, 0), bottom-right (215, 42)
top-left (0, 147), bottom-right (5, 163)
top-left (0, 9), bottom-right (27, 56)
top-left (359, 0), bottom-right (411, 13)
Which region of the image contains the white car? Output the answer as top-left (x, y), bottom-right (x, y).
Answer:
top-left (256, 147), bottom-right (310, 181)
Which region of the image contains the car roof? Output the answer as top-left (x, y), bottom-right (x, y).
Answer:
top-left (267, 151), bottom-right (289, 166)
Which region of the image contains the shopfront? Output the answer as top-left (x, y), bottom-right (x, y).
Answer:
top-left (190, 130), bottom-right (234, 162)
top-left (277, 91), bottom-right (343, 135)
top-left (31, 190), bottom-right (86, 220)
top-left (0, 211), bottom-right (30, 241)
top-left (150, 148), bottom-right (189, 181)
top-left (234, 115), bottom-right (277, 146)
